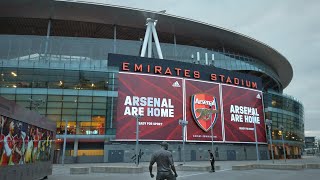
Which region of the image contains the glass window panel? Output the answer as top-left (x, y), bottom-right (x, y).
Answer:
top-left (79, 121), bottom-right (92, 127)
top-left (31, 95), bottom-right (47, 101)
top-left (77, 116), bottom-right (91, 121)
top-left (0, 94), bottom-right (15, 100)
top-left (73, 150), bottom-right (103, 156)
top-left (48, 95), bottom-right (62, 101)
top-left (91, 125), bottom-right (105, 135)
top-left (92, 103), bottom-right (106, 109)
top-left (47, 69), bottom-right (65, 76)
top-left (78, 121), bottom-right (91, 134)
top-left (16, 94), bottom-right (31, 101)
top-left (77, 109), bottom-right (92, 115)
top-left (92, 109), bottom-right (106, 116)
top-left (48, 81), bottom-right (64, 89)
top-left (78, 103), bottom-right (92, 109)
top-left (62, 109), bottom-right (77, 114)
top-left (47, 102), bottom-right (62, 108)
top-left (47, 109), bottom-right (62, 114)
top-left (62, 114), bottom-right (76, 120)
top-left (63, 71), bottom-right (79, 77)
top-left (93, 97), bottom-right (107, 103)
top-left (63, 96), bottom-right (78, 102)
top-left (78, 96), bottom-right (92, 102)
top-left (63, 102), bottom-right (77, 108)
top-left (18, 68), bottom-right (34, 75)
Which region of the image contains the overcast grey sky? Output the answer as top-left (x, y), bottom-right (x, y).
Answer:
top-left (85, 0), bottom-right (320, 137)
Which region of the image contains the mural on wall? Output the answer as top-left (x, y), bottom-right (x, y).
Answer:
top-left (0, 115), bottom-right (53, 166)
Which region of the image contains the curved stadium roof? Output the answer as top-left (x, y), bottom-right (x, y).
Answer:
top-left (0, 0), bottom-right (293, 88)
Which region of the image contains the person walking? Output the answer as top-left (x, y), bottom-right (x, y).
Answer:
top-left (208, 150), bottom-right (215, 172)
top-left (149, 141), bottom-right (178, 180)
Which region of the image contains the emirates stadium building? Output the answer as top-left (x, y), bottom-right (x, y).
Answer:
top-left (0, 0), bottom-right (304, 163)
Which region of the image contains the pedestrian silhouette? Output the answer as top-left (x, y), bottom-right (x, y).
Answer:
top-left (149, 141), bottom-right (178, 180)
top-left (208, 150), bottom-right (215, 172)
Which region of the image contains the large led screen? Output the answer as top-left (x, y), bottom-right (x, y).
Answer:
top-left (116, 72), bottom-right (266, 143)
top-left (115, 72), bottom-right (183, 141)
top-left (222, 85), bottom-right (266, 143)
top-left (185, 79), bottom-right (223, 142)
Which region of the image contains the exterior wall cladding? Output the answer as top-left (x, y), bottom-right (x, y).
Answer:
top-left (0, 1), bottom-right (304, 163)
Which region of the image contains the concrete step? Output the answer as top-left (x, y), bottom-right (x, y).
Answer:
top-left (232, 164), bottom-right (255, 170)
top-left (306, 163), bottom-right (320, 169)
top-left (232, 163), bottom-right (309, 171)
top-left (70, 167), bottom-right (90, 174)
top-left (91, 166), bottom-right (143, 173)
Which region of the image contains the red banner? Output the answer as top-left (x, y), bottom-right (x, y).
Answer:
top-left (116, 72), bottom-right (266, 143)
top-left (185, 80), bottom-right (223, 142)
top-left (222, 85), bottom-right (266, 143)
top-left (115, 72), bottom-right (183, 141)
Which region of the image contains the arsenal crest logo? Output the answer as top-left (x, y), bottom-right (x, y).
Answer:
top-left (191, 93), bottom-right (219, 132)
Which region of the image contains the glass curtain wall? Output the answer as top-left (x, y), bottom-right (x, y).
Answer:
top-left (0, 67), bottom-right (118, 135)
top-left (263, 92), bottom-right (304, 159)
top-left (0, 34), bottom-right (292, 138)
top-left (0, 34), bottom-right (280, 89)
top-left (264, 92), bottom-right (304, 143)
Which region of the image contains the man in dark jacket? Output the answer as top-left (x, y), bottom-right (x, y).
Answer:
top-left (208, 150), bottom-right (215, 172)
top-left (149, 141), bottom-right (178, 180)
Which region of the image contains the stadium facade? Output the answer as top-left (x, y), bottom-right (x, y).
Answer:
top-left (0, 0), bottom-right (304, 163)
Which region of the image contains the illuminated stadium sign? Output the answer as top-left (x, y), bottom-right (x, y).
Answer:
top-left (109, 54), bottom-right (262, 90)
top-left (108, 54), bottom-right (266, 143)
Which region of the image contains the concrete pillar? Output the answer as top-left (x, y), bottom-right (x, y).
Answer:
top-left (76, 121), bottom-right (80, 134)
top-left (73, 121), bottom-right (80, 157)
top-left (73, 139), bottom-right (79, 157)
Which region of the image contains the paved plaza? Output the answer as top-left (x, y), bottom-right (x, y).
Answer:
top-left (49, 156), bottom-right (320, 180)
top-left (50, 169), bottom-right (320, 180)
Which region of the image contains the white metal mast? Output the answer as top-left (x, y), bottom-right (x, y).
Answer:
top-left (140, 18), bottom-right (163, 59)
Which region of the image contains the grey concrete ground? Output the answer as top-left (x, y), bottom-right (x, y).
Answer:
top-left (50, 169), bottom-right (320, 180)
top-left (50, 156), bottom-right (320, 180)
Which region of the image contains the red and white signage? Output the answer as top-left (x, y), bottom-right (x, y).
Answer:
top-left (115, 72), bottom-right (266, 143)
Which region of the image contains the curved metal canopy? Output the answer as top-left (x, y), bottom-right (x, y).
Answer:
top-left (0, 0), bottom-right (293, 88)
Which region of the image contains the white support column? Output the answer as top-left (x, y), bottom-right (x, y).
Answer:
top-left (148, 28), bottom-right (153, 58)
top-left (151, 24), bottom-right (163, 59)
top-left (140, 18), bottom-right (163, 59)
top-left (44, 19), bottom-right (51, 56)
top-left (140, 24), bottom-right (151, 57)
